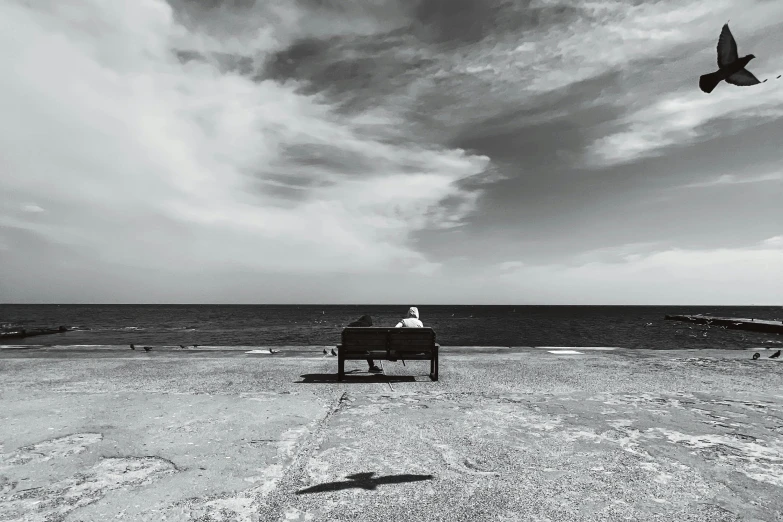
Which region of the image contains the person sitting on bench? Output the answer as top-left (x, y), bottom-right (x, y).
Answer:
top-left (395, 306), bottom-right (423, 328)
top-left (347, 314), bottom-right (382, 373)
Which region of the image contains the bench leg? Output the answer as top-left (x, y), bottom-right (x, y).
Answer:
top-left (338, 356), bottom-right (345, 381)
top-left (430, 353), bottom-right (438, 381)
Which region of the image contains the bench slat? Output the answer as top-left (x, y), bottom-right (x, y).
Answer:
top-left (341, 339), bottom-right (388, 348)
top-left (387, 340), bottom-right (437, 347)
top-left (339, 351), bottom-right (434, 359)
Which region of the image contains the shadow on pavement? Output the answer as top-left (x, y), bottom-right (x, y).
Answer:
top-left (296, 472), bottom-right (435, 494)
top-left (296, 372), bottom-right (417, 383)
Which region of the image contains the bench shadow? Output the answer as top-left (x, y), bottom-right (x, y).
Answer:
top-left (296, 472), bottom-right (434, 494)
top-left (297, 372), bottom-right (417, 383)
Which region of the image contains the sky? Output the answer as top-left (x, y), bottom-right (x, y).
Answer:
top-left (1, 0), bottom-right (782, 305)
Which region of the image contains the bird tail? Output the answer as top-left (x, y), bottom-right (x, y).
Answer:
top-left (699, 71), bottom-right (722, 93)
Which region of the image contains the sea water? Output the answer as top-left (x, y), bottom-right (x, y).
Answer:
top-left (1, 304), bottom-right (781, 350)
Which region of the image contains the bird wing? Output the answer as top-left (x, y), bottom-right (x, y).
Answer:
top-left (717, 23), bottom-right (739, 68)
top-left (726, 68), bottom-right (761, 86)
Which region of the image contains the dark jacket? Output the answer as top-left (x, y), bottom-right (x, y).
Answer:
top-left (348, 315), bottom-right (373, 327)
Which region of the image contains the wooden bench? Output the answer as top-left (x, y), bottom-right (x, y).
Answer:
top-left (337, 327), bottom-right (439, 381)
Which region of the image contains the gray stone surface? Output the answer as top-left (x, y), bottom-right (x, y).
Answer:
top-left (0, 346), bottom-right (781, 521)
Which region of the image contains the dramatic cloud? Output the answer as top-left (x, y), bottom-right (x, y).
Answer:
top-left (0, 0), bottom-right (491, 278)
top-left (1, 0), bottom-right (781, 303)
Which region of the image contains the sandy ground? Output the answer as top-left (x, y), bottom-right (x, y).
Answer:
top-left (1, 345), bottom-right (782, 522)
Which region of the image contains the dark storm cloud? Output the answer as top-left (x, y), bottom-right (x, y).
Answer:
top-left (260, 31), bottom-right (436, 116)
top-left (450, 70), bottom-right (626, 165)
top-left (409, 0), bottom-right (583, 46)
top-left (172, 0), bottom-right (257, 11)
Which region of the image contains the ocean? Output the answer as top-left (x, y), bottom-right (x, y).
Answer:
top-left (1, 305), bottom-right (781, 350)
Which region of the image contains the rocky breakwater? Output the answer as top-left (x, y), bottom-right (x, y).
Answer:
top-left (0, 325), bottom-right (70, 340)
top-left (665, 314), bottom-right (783, 334)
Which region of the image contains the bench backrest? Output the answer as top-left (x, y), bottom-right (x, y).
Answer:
top-left (341, 327), bottom-right (436, 358)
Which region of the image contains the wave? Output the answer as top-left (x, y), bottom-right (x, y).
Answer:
top-left (82, 326), bottom-right (197, 332)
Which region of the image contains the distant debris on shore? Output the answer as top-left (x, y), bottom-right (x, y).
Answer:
top-left (665, 314), bottom-right (783, 334)
top-left (0, 325), bottom-right (70, 339)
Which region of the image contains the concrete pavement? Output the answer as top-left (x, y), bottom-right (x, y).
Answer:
top-left (1, 345), bottom-right (782, 521)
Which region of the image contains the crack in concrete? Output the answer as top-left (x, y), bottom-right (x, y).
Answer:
top-left (252, 391), bottom-right (350, 521)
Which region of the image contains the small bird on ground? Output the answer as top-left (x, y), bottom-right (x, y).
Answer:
top-left (130, 344), bottom-right (135, 350)
top-left (323, 349), bottom-right (327, 354)
top-left (179, 344), bottom-right (186, 349)
top-left (143, 346), bottom-right (152, 352)
top-left (700, 23), bottom-right (764, 93)
top-left (193, 344), bottom-right (198, 348)
top-left (269, 348), bottom-right (278, 354)
top-left (771, 350), bottom-right (781, 359)
top-left (752, 352), bottom-right (760, 360)
top-left (331, 348), bottom-right (337, 356)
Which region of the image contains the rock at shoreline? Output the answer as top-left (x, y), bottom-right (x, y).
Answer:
top-left (0, 326), bottom-right (70, 339)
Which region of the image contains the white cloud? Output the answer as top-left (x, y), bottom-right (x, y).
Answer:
top-left (21, 204), bottom-right (45, 213)
top-left (761, 235), bottom-right (783, 248)
top-left (0, 0), bottom-right (491, 283)
top-left (497, 261), bottom-right (525, 271)
top-left (569, 242), bottom-right (663, 265)
top-left (587, 90), bottom-right (783, 166)
top-left (496, 237), bottom-right (783, 304)
top-left (679, 171), bottom-right (783, 188)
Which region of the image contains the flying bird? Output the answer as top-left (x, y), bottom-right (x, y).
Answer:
top-left (269, 348), bottom-right (278, 354)
top-left (179, 344), bottom-right (186, 349)
top-left (771, 350), bottom-right (781, 359)
top-left (752, 352), bottom-right (760, 360)
top-left (700, 23), bottom-right (764, 93)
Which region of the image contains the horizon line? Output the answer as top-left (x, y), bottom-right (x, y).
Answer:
top-left (1, 303), bottom-right (780, 307)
